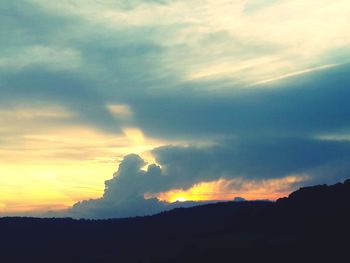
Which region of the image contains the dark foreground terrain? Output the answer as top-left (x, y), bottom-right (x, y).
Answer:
top-left (1, 180), bottom-right (350, 263)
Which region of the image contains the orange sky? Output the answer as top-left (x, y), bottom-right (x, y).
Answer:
top-left (145, 175), bottom-right (308, 203)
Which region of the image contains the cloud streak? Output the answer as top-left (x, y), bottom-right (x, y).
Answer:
top-left (68, 134), bottom-right (350, 218)
top-left (1, 0), bottom-right (350, 216)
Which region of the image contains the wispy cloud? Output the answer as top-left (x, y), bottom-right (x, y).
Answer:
top-left (251, 63), bottom-right (340, 86)
top-left (1, 0), bottom-right (350, 216)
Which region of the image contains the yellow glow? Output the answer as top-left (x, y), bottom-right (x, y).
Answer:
top-left (0, 105), bottom-right (73, 119)
top-left (0, 105), bottom-right (167, 213)
top-left (0, 202), bottom-right (6, 212)
top-left (188, 57), bottom-right (277, 80)
top-left (146, 175), bottom-right (309, 203)
top-left (123, 127), bottom-right (146, 145)
top-left (174, 197), bottom-right (187, 202)
top-left (0, 162), bottom-right (110, 213)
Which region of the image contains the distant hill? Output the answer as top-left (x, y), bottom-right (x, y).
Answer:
top-left (1, 179), bottom-right (350, 262)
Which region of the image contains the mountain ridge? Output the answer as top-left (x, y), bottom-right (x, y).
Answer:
top-left (1, 179), bottom-right (350, 262)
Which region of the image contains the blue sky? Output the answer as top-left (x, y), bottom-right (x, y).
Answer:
top-left (1, 0), bottom-right (350, 217)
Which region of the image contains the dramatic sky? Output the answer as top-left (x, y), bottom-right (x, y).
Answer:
top-left (1, 0), bottom-right (350, 218)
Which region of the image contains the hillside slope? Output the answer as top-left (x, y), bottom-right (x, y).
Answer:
top-left (1, 180), bottom-right (350, 262)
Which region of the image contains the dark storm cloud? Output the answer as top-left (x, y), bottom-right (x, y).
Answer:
top-left (3, 0), bottom-right (350, 141)
top-left (69, 135), bottom-right (350, 218)
top-left (127, 65), bottom-right (350, 140)
top-left (154, 137), bottom-right (350, 186)
top-left (0, 0), bottom-right (176, 132)
top-left (0, 69), bottom-right (121, 132)
top-left (4, 64), bottom-right (349, 139)
top-left (0, 1), bottom-right (78, 49)
top-left (2, 0), bottom-right (350, 219)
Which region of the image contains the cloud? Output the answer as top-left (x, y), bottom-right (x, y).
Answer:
top-left (2, 0), bottom-right (350, 139)
top-left (69, 154), bottom-right (199, 218)
top-left (244, 0), bottom-right (280, 14)
top-left (1, 69), bottom-right (122, 133)
top-left (153, 137), bottom-right (350, 186)
top-left (0, 45), bottom-right (81, 71)
top-left (126, 64), bottom-right (350, 140)
top-left (69, 135), bottom-right (350, 218)
top-left (2, 0), bottom-right (350, 216)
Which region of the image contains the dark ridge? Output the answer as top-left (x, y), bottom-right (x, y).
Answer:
top-left (1, 179), bottom-right (350, 262)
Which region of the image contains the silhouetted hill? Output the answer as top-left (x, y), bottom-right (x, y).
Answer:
top-left (1, 180), bottom-right (350, 262)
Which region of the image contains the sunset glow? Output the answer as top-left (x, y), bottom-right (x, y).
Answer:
top-left (0, 105), bottom-right (167, 213)
top-left (1, 0), bottom-right (350, 218)
top-left (146, 176), bottom-right (309, 203)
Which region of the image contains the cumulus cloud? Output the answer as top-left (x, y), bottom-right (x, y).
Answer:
top-left (2, 0), bottom-right (350, 216)
top-left (69, 135), bottom-right (350, 218)
top-left (69, 154), bottom-right (199, 218)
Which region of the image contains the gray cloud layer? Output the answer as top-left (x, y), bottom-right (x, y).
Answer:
top-left (69, 135), bottom-right (350, 218)
top-left (128, 65), bottom-right (350, 140)
top-left (2, 0), bottom-right (350, 218)
top-left (2, 0), bottom-right (350, 140)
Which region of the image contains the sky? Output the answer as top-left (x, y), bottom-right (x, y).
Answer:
top-left (1, 0), bottom-right (350, 218)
